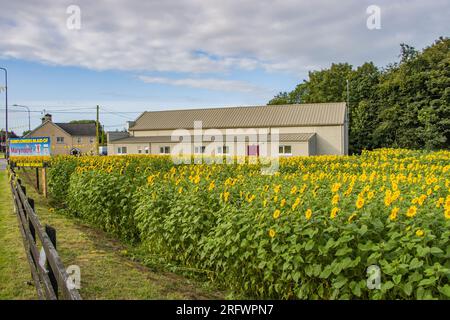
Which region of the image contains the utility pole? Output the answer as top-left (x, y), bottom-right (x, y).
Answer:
top-left (96, 105), bottom-right (100, 155)
top-left (345, 79), bottom-right (350, 155)
top-left (346, 79), bottom-right (350, 124)
top-left (346, 79), bottom-right (350, 107)
top-left (0, 67), bottom-right (8, 158)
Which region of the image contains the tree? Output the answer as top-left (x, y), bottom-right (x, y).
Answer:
top-left (347, 62), bottom-right (380, 153)
top-left (267, 37), bottom-right (450, 153)
top-left (268, 92), bottom-right (291, 105)
top-left (375, 37), bottom-right (450, 150)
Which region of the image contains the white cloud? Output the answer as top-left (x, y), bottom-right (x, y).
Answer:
top-left (0, 0), bottom-right (448, 76)
top-left (138, 76), bottom-right (264, 93)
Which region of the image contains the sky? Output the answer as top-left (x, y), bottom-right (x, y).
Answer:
top-left (0, 0), bottom-right (449, 135)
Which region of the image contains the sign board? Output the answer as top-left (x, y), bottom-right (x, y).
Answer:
top-left (9, 137), bottom-right (51, 156)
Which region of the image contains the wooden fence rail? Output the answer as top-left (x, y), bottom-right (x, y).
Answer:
top-left (8, 167), bottom-right (82, 300)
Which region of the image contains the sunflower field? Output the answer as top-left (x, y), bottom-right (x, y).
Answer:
top-left (15, 149), bottom-right (450, 299)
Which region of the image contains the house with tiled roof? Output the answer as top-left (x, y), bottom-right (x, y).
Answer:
top-left (25, 114), bottom-right (97, 155)
top-left (107, 102), bottom-right (349, 157)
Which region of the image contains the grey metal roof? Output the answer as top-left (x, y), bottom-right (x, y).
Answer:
top-left (107, 131), bottom-right (130, 142)
top-left (55, 123), bottom-right (97, 136)
top-left (110, 133), bottom-right (315, 144)
top-left (278, 133), bottom-right (316, 142)
top-left (129, 103), bottom-right (346, 131)
top-left (110, 136), bottom-right (176, 144)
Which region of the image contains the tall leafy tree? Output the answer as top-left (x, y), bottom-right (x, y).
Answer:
top-left (268, 37), bottom-right (450, 153)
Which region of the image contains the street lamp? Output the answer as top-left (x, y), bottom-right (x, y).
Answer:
top-left (0, 67), bottom-right (7, 159)
top-left (13, 104), bottom-right (31, 132)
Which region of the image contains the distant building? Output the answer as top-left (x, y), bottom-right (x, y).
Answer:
top-left (25, 114), bottom-right (97, 155)
top-left (107, 102), bottom-right (349, 157)
top-left (0, 130), bottom-right (18, 153)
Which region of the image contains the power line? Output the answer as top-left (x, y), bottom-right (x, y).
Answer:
top-left (103, 123), bottom-right (127, 127)
top-left (1, 109), bottom-right (94, 114)
top-left (13, 105), bottom-right (98, 110)
top-left (8, 124), bottom-right (30, 130)
top-left (1, 107), bottom-right (143, 115)
top-left (100, 107), bottom-right (136, 120)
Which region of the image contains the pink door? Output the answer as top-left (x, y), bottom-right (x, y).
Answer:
top-left (247, 145), bottom-right (259, 156)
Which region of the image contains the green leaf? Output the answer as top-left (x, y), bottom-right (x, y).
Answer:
top-left (403, 282), bottom-right (413, 296)
top-left (350, 281), bottom-right (362, 297)
top-left (313, 264), bottom-right (322, 277)
top-left (416, 287), bottom-right (426, 300)
top-left (430, 247), bottom-right (444, 255)
top-left (331, 261), bottom-right (343, 275)
top-left (333, 276), bottom-right (348, 289)
top-left (438, 285), bottom-right (450, 298)
top-left (409, 258), bottom-right (423, 269)
top-left (335, 246), bottom-right (352, 256)
top-left (319, 265), bottom-right (332, 279)
top-left (358, 225), bottom-right (368, 236)
top-left (340, 257), bottom-right (353, 270)
top-left (305, 265), bottom-right (314, 277)
top-left (381, 281), bottom-right (394, 292)
top-left (393, 274), bottom-right (402, 285)
top-left (416, 246), bottom-right (430, 257)
top-left (418, 277), bottom-right (437, 287)
top-left (305, 239), bottom-right (314, 251)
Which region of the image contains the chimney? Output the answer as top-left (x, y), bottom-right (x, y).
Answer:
top-left (127, 121), bottom-right (136, 129)
top-left (42, 113), bottom-right (52, 124)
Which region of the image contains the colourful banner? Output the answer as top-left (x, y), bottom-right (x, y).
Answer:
top-left (9, 137), bottom-right (51, 156)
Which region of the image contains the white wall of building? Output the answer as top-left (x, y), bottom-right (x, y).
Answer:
top-left (126, 124), bottom-right (344, 155)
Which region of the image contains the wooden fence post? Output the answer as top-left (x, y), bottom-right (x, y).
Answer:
top-left (28, 198), bottom-right (37, 278)
top-left (45, 225), bottom-right (58, 299)
top-left (28, 198), bottom-right (36, 243)
top-left (35, 168), bottom-right (40, 192)
top-left (42, 167), bottom-right (47, 198)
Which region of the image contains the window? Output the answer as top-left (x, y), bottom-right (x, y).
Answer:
top-left (217, 145), bottom-right (230, 154)
top-left (76, 137), bottom-right (82, 143)
top-left (117, 146), bottom-right (127, 154)
top-left (145, 147), bottom-right (149, 154)
top-left (56, 137), bottom-right (64, 144)
top-left (159, 146), bottom-right (170, 154)
top-left (138, 146), bottom-right (142, 154)
top-left (89, 137), bottom-right (94, 144)
top-left (194, 146), bottom-right (206, 154)
top-left (279, 145), bottom-right (292, 155)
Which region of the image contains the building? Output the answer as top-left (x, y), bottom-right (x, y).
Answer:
top-left (107, 102), bottom-right (348, 157)
top-left (25, 114), bottom-right (97, 155)
top-left (0, 130), bottom-right (18, 153)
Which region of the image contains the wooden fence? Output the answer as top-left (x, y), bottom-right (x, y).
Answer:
top-left (9, 168), bottom-right (82, 300)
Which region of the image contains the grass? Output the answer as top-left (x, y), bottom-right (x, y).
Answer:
top-left (0, 170), bottom-right (37, 299)
top-left (13, 168), bottom-right (224, 300)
